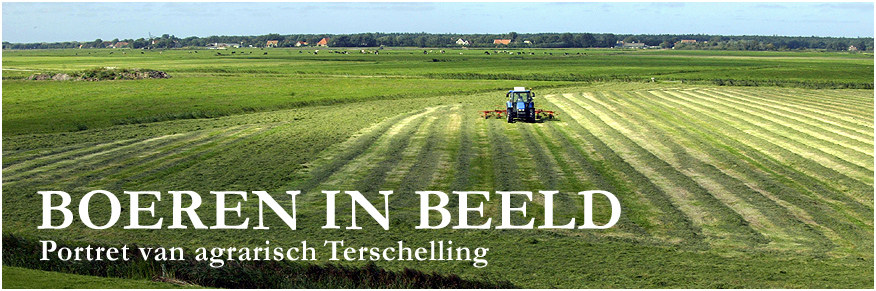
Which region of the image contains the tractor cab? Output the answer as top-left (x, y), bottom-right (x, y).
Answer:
top-left (506, 87), bottom-right (535, 122)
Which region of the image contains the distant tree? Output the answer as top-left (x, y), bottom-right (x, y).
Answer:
top-left (508, 31), bottom-right (518, 42)
top-left (623, 36), bottom-right (639, 43)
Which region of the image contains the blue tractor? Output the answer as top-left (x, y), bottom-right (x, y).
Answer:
top-left (506, 87), bottom-right (536, 123)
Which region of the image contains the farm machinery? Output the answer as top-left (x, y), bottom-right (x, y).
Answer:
top-left (480, 87), bottom-right (556, 123)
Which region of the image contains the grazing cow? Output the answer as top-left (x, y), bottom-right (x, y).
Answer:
top-left (264, 52), bottom-right (268, 55)
top-left (484, 51), bottom-right (490, 55)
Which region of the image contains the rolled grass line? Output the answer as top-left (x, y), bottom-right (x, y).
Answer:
top-left (653, 89), bottom-right (874, 210)
top-left (542, 122), bottom-right (659, 236)
top-left (103, 125), bottom-right (268, 188)
top-left (631, 90), bottom-right (848, 253)
top-left (713, 88), bottom-right (874, 140)
top-left (530, 122), bottom-right (649, 237)
top-left (1, 132), bottom-right (201, 185)
top-left (321, 107), bottom-right (437, 192)
top-left (555, 92), bottom-right (768, 246)
top-left (288, 109), bottom-right (423, 194)
top-left (542, 94), bottom-right (706, 247)
top-left (2, 137), bottom-right (143, 170)
top-left (713, 89), bottom-right (874, 150)
top-left (586, 90), bottom-right (793, 243)
top-left (593, 90), bottom-right (797, 243)
top-left (1, 134), bottom-right (188, 183)
top-left (639, 90), bottom-right (871, 252)
top-left (123, 123), bottom-right (293, 191)
top-left (393, 108), bottom-right (454, 208)
top-left (516, 124), bottom-right (563, 190)
top-left (609, 90), bottom-right (837, 251)
top-left (378, 113), bottom-right (443, 192)
top-left (763, 87), bottom-right (875, 111)
top-left (664, 90), bottom-right (873, 186)
top-left (694, 89), bottom-right (873, 162)
top-left (353, 108), bottom-right (436, 195)
top-left (450, 106), bottom-right (475, 192)
top-left (643, 90), bottom-right (874, 248)
top-left (749, 88), bottom-right (875, 126)
top-left (486, 119), bottom-right (524, 192)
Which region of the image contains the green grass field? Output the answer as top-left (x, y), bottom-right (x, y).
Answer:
top-left (2, 266), bottom-right (203, 289)
top-left (2, 48), bottom-right (873, 288)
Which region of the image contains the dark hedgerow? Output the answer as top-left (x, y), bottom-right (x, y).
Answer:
top-left (2, 234), bottom-right (515, 289)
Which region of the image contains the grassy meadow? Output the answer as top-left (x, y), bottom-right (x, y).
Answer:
top-left (2, 47), bottom-right (873, 288)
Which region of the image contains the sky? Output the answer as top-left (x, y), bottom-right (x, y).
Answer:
top-left (2, 1), bottom-right (873, 43)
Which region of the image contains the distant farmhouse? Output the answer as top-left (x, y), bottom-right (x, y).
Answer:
top-left (456, 38), bottom-right (470, 46)
top-left (295, 41), bottom-right (308, 47)
top-left (266, 40), bottom-right (279, 47)
top-left (207, 43), bottom-right (240, 49)
top-left (615, 41), bottom-right (648, 49)
top-left (317, 38), bottom-right (330, 47)
top-left (493, 39), bottom-right (511, 45)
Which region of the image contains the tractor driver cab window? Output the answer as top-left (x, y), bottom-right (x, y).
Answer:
top-left (511, 92), bottom-right (527, 102)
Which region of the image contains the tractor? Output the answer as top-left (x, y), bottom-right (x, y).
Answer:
top-left (505, 87), bottom-right (536, 123)
top-left (479, 87), bottom-right (556, 122)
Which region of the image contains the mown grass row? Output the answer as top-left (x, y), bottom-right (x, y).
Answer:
top-left (631, 89), bottom-right (872, 255)
top-left (539, 93), bottom-right (707, 247)
top-left (661, 90), bottom-right (874, 202)
top-left (690, 89), bottom-right (872, 177)
top-left (593, 90), bottom-right (837, 252)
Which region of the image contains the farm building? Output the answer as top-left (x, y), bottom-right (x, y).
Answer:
top-left (295, 41), bottom-right (308, 47)
top-left (615, 41), bottom-right (648, 49)
top-left (456, 38), bottom-right (470, 46)
top-left (206, 43), bottom-right (240, 49)
top-left (317, 38), bottom-right (330, 47)
top-left (493, 39), bottom-right (511, 45)
top-left (266, 40), bottom-right (279, 47)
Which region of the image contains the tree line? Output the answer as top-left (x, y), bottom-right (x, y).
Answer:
top-left (4, 32), bottom-right (872, 51)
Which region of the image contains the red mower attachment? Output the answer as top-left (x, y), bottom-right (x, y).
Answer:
top-left (535, 109), bottom-right (557, 120)
top-left (480, 108), bottom-right (557, 120)
top-left (480, 108), bottom-right (506, 119)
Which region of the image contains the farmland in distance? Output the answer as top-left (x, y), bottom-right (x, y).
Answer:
top-left (2, 48), bottom-right (873, 288)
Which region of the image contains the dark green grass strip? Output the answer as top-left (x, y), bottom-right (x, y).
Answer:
top-left (716, 88), bottom-right (873, 140)
top-left (486, 120), bottom-right (524, 191)
top-left (2, 137), bottom-right (141, 170)
top-left (694, 89), bottom-right (873, 169)
top-left (667, 90), bottom-right (874, 200)
top-left (605, 90), bottom-right (835, 251)
top-left (353, 110), bottom-right (434, 194)
top-left (393, 109), bottom-right (453, 209)
top-left (290, 110), bottom-right (423, 194)
top-left (2, 133), bottom-right (192, 184)
top-left (450, 109), bottom-right (476, 191)
top-left (530, 123), bottom-right (650, 236)
top-left (643, 90), bottom-right (873, 251)
top-left (542, 95), bottom-right (706, 247)
top-left (1, 127), bottom-right (245, 187)
top-left (556, 92), bottom-right (768, 246)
